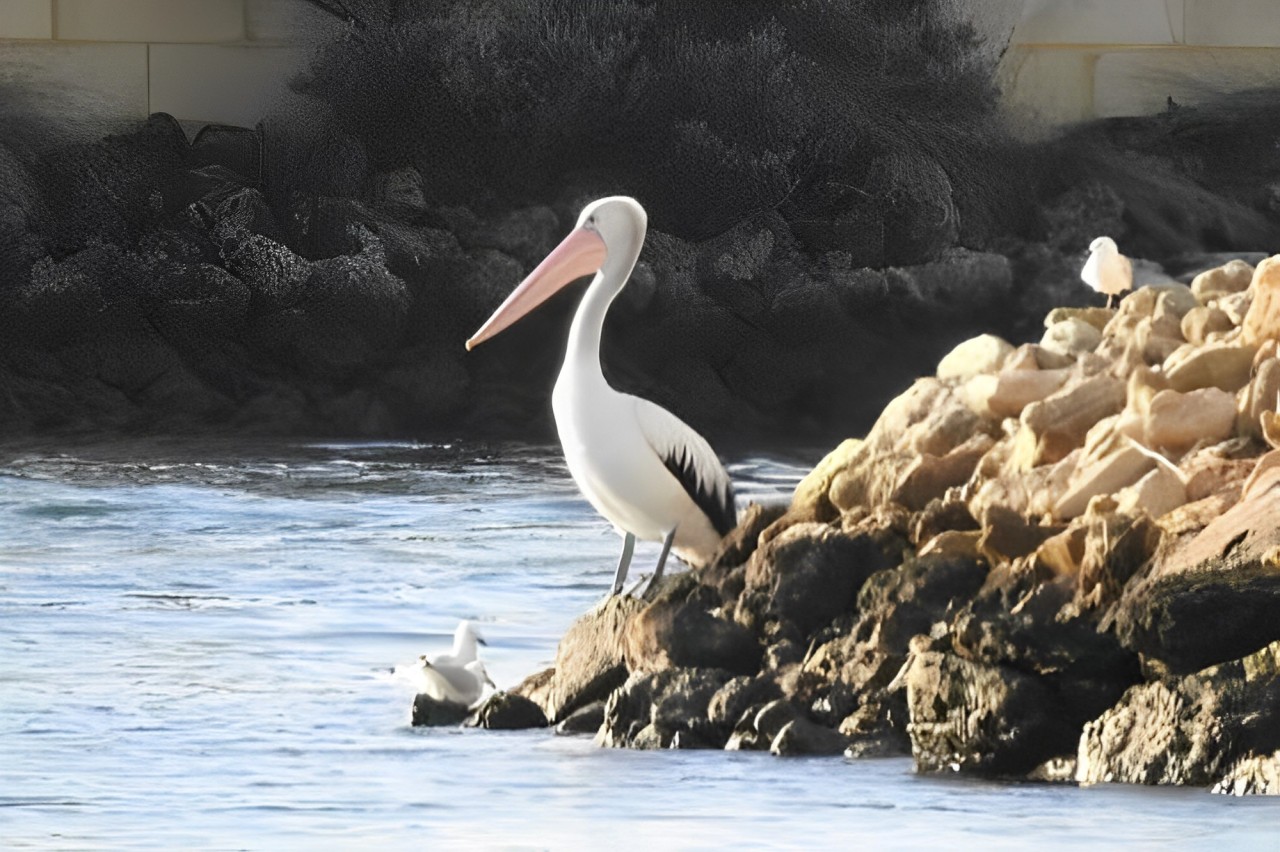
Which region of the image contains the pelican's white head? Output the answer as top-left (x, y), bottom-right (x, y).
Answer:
top-left (465, 196), bottom-right (647, 350)
top-left (1089, 236), bottom-right (1118, 254)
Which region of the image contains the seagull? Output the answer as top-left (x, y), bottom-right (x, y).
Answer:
top-left (466, 196), bottom-right (736, 596)
top-left (1081, 236), bottom-right (1133, 309)
top-left (404, 621), bottom-right (494, 707)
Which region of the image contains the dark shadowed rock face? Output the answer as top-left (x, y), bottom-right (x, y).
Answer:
top-left (541, 597), bottom-right (644, 724)
top-left (1078, 641), bottom-right (1280, 788)
top-left (624, 593), bottom-right (762, 676)
top-left (599, 668), bottom-right (734, 750)
top-left (468, 692), bottom-right (548, 730)
top-left (411, 694), bottom-right (471, 727)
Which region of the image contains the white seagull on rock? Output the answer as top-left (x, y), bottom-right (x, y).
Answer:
top-left (466, 196), bottom-right (736, 596)
top-left (1081, 236), bottom-right (1133, 309)
top-left (405, 621), bottom-right (494, 707)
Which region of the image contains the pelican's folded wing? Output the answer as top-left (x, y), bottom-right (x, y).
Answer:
top-left (632, 395), bottom-right (736, 536)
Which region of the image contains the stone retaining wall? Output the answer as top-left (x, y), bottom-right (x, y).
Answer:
top-left (0, 1), bottom-right (1278, 131)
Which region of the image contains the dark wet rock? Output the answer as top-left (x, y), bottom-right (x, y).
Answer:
top-left (411, 694), bottom-right (471, 727)
top-left (742, 524), bottom-right (894, 637)
top-left (725, 698), bottom-right (801, 752)
top-left (555, 700), bottom-right (606, 736)
top-left (1078, 641), bottom-right (1280, 788)
top-left (707, 675), bottom-right (783, 729)
top-left (771, 716), bottom-right (851, 757)
top-left (540, 596), bottom-right (644, 724)
top-left (468, 692), bottom-right (548, 730)
top-left (856, 553), bottom-right (988, 653)
top-left (624, 591), bottom-right (761, 676)
top-left (598, 668), bottom-right (732, 750)
top-left (904, 650), bottom-right (1074, 776)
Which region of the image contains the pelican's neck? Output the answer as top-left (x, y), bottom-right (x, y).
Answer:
top-left (564, 225), bottom-right (644, 383)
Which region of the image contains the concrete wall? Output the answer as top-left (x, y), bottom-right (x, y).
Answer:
top-left (0, 0), bottom-right (320, 130)
top-left (1004, 0), bottom-right (1280, 125)
top-left (1, 1), bottom-right (1278, 132)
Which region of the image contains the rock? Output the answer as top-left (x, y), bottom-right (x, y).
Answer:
top-left (411, 694), bottom-right (471, 727)
top-left (1191, 259), bottom-right (1254, 301)
top-left (624, 594), bottom-right (762, 676)
top-left (708, 502), bottom-right (786, 571)
top-left (707, 675), bottom-right (783, 728)
top-left (1242, 256), bottom-right (1280, 347)
top-left (1045, 306), bottom-right (1114, 332)
top-left (1078, 641), bottom-right (1280, 788)
top-left (555, 701), bottom-right (606, 735)
top-left (962, 367), bottom-right (1070, 420)
top-left (468, 692), bottom-right (548, 730)
top-left (904, 650), bottom-right (1080, 776)
top-left (855, 553), bottom-right (988, 652)
top-left (726, 698), bottom-right (801, 751)
top-left (1143, 387), bottom-right (1237, 452)
top-left (1181, 305), bottom-right (1234, 345)
top-left (910, 498), bottom-right (979, 547)
top-left (1054, 444), bottom-right (1156, 520)
top-left (1114, 466), bottom-right (1187, 519)
top-left (541, 596), bottom-right (644, 723)
top-left (774, 439), bottom-right (863, 532)
top-left (598, 668), bottom-right (733, 749)
top-left (743, 524), bottom-right (894, 637)
top-left (1164, 342), bottom-right (1257, 394)
top-left (1011, 375), bottom-right (1126, 469)
top-left (1041, 317), bottom-right (1102, 358)
top-left (936, 333), bottom-right (1014, 382)
top-left (1214, 751), bottom-right (1280, 796)
top-left (890, 433), bottom-right (994, 511)
top-left (1238, 357), bottom-right (1280, 440)
top-left (771, 716), bottom-right (850, 756)
top-left (978, 504), bottom-right (1067, 562)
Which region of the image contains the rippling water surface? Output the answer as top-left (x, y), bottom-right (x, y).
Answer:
top-left (1, 439), bottom-right (1274, 849)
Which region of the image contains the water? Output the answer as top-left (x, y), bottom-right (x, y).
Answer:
top-left (0, 439), bottom-right (1275, 849)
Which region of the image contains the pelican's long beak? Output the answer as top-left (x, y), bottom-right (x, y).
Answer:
top-left (465, 227), bottom-right (607, 350)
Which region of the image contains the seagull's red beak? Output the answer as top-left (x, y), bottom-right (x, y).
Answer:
top-left (465, 227), bottom-right (607, 350)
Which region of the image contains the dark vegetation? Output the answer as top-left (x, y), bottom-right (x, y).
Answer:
top-left (1, 0), bottom-right (1279, 443)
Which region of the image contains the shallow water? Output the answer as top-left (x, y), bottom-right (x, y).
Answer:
top-left (0, 439), bottom-right (1275, 849)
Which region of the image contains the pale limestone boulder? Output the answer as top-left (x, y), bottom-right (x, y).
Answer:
top-left (1181, 305), bottom-right (1233, 345)
top-left (962, 367), bottom-right (1071, 420)
top-left (936, 333), bottom-right (1015, 382)
top-left (1191, 259), bottom-right (1254, 302)
top-left (1180, 445), bottom-right (1257, 504)
top-left (1044, 306), bottom-right (1113, 332)
top-left (890, 433), bottom-right (995, 511)
top-left (1041, 317), bottom-right (1102, 358)
top-left (1144, 387), bottom-right (1237, 452)
top-left (783, 437), bottom-right (864, 526)
top-left (1164, 341), bottom-right (1257, 394)
top-left (1242, 256), bottom-right (1280, 347)
top-left (1010, 374), bottom-right (1126, 470)
top-left (1239, 357), bottom-right (1280, 441)
top-left (1115, 466), bottom-right (1187, 519)
top-left (1218, 291), bottom-right (1253, 327)
top-left (1054, 444), bottom-right (1155, 520)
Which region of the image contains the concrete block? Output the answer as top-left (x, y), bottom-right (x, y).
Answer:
top-left (1185, 0), bottom-right (1280, 47)
top-left (149, 44), bottom-right (307, 127)
top-left (57, 0), bottom-right (244, 43)
top-left (0, 0), bottom-right (52, 39)
top-left (1014, 0), bottom-right (1183, 45)
top-left (246, 0), bottom-right (345, 43)
top-left (1000, 46), bottom-right (1096, 126)
top-left (0, 42), bottom-right (147, 134)
top-left (1094, 48), bottom-right (1280, 118)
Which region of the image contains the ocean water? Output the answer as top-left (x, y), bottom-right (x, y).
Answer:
top-left (0, 439), bottom-right (1275, 850)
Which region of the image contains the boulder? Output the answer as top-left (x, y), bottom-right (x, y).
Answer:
top-left (1181, 305), bottom-right (1234, 345)
top-left (707, 675), bottom-right (784, 728)
top-left (1045, 306), bottom-right (1114, 332)
top-left (1164, 342), bottom-right (1257, 394)
top-left (726, 698), bottom-right (802, 751)
top-left (1054, 444), bottom-right (1155, 520)
top-left (624, 594), bottom-right (762, 675)
top-left (770, 716), bottom-right (851, 756)
top-left (1011, 375), bottom-right (1126, 469)
top-left (1143, 388), bottom-right (1237, 452)
top-left (1243, 256), bottom-right (1280, 347)
top-left (555, 701), bottom-right (606, 735)
top-left (411, 694), bottom-right (471, 727)
top-left (936, 333), bottom-right (1014, 382)
top-left (1077, 642), bottom-right (1280, 788)
top-left (962, 367), bottom-right (1070, 420)
top-left (540, 596), bottom-right (644, 723)
top-left (1191, 259), bottom-right (1254, 301)
top-left (890, 433), bottom-right (994, 511)
top-left (1040, 317), bottom-right (1102, 359)
top-left (468, 692), bottom-right (548, 730)
top-left (598, 668), bottom-right (733, 749)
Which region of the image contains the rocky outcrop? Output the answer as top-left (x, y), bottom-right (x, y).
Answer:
top-left (489, 256), bottom-right (1280, 795)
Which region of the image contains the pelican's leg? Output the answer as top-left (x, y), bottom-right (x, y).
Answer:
top-left (641, 528), bottom-right (677, 600)
top-left (1106, 294), bottom-right (1114, 309)
top-left (609, 532), bottom-right (636, 596)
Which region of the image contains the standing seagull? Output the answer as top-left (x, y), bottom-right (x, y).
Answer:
top-left (1081, 236), bottom-right (1133, 309)
top-left (466, 196), bottom-right (736, 596)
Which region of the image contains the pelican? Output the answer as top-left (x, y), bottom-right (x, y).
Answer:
top-left (404, 621), bottom-right (494, 707)
top-left (466, 196), bottom-right (736, 596)
top-left (1081, 236), bottom-right (1133, 309)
